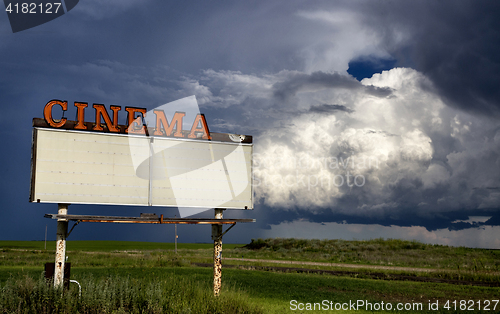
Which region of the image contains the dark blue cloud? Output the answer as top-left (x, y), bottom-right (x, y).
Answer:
top-left (361, 0), bottom-right (500, 117)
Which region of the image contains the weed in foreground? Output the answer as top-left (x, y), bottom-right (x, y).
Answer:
top-left (0, 273), bottom-right (263, 314)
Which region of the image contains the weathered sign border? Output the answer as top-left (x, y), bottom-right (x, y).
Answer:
top-left (30, 125), bottom-right (253, 209)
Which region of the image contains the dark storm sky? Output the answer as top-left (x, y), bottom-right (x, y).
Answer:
top-left (1, 0), bottom-right (499, 248)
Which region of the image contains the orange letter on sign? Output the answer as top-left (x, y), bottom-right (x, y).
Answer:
top-left (74, 102), bottom-right (88, 130)
top-left (93, 104), bottom-right (121, 132)
top-left (188, 114), bottom-right (211, 140)
top-left (43, 100), bottom-right (68, 128)
top-left (153, 110), bottom-right (185, 137)
top-left (125, 107), bottom-right (147, 134)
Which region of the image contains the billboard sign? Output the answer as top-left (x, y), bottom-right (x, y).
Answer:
top-left (30, 96), bottom-right (253, 210)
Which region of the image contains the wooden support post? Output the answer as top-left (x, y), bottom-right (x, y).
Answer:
top-left (212, 208), bottom-right (224, 296)
top-left (54, 203), bottom-right (69, 288)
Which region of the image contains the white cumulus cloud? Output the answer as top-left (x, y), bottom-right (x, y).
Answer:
top-left (183, 67), bottom-right (500, 223)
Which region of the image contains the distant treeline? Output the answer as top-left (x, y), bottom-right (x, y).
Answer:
top-left (244, 238), bottom-right (441, 251)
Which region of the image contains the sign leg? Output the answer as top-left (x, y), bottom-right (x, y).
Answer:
top-left (212, 208), bottom-right (224, 296)
top-left (54, 203), bottom-right (68, 288)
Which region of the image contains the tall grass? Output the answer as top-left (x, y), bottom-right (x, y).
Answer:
top-left (0, 274), bottom-right (263, 314)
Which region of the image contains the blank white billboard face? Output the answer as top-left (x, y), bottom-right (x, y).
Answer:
top-left (31, 128), bottom-right (253, 209)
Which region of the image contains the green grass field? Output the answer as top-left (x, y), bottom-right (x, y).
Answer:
top-left (1, 239), bottom-right (499, 313)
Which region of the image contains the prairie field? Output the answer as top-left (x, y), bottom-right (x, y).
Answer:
top-left (1, 238), bottom-right (499, 313)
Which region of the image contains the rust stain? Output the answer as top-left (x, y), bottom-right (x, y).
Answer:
top-left (213, 237), bottom-right (223, 297)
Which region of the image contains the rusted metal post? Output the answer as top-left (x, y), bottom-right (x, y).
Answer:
top-left (212, 208), bottom-right (224, 296)
top-left (174, 215), bottom-right (178, 254)
top-left (175, 223), bottom-right (178, 253)
top-left (54, 203), bottom-right (69, 288)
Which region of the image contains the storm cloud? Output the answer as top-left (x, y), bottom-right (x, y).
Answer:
top-left (358, 0), bottom-right (500, 116)
top-left (1, 0), bottom-right (499, 246)
top-left (185, 67), bottom-right (500, 234)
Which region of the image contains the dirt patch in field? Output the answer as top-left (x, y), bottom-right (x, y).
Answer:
top-left (193, 263), bottom-right (500, 287)
top-left (224, 257), bottom-right (440, 273)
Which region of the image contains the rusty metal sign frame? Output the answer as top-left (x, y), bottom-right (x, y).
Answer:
top-left (33, 109), bottom-right (255, 296)
top-left (45, 206), bottom-right (251, 296)
top-left (44, 213), bottom-right (255, 225)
